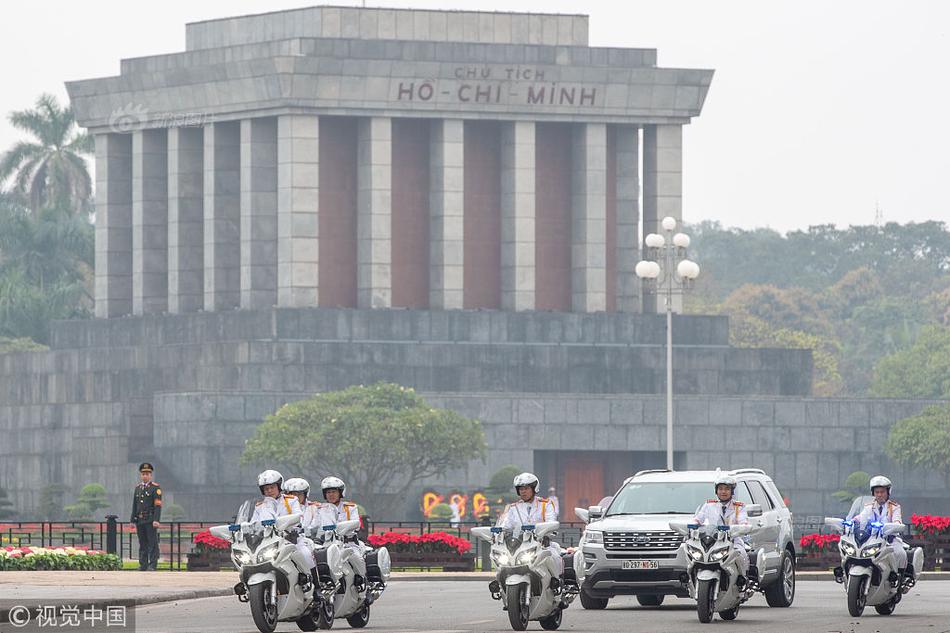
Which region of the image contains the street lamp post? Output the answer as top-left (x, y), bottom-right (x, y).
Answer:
top-left (635, 216), bottom-right (700, 471)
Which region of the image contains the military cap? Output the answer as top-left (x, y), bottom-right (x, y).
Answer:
top-left (139, 462), bottom-right (154, 473)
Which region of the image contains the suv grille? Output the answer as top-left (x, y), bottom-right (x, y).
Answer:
top-left (604, 531), bottom-right (683, 552)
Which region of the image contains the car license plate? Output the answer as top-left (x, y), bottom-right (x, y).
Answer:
top-left (622, 560), bottom-right (659, 570)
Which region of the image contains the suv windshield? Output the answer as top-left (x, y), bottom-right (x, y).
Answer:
top-left (606, 481), bottom-right (712, 516)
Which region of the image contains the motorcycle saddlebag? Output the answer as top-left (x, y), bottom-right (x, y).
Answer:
top-left (366, 547), bottom-right (391, 583)
top-left (561, 552), bottom-right (577, 584)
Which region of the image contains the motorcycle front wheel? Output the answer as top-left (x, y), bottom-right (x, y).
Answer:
top-left (316, 596), bottom-right (335, 629)
top-left (345, 603), bottom-right (370, 628)
top-left (538, 606), bottom-right (562, 630)
top-left (249, 583), bottom-right (278, 633)
top-left (847, 576), bottom-right (867, 617)
top-left (506, 584), bottom-right (529, 631)
top-left (696, 579), bottom-right (716, 624)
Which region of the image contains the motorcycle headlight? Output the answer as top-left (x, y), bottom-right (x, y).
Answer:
top-left (686, 544), bottom-right (704, 561)
top-left (492, 551), bottom-right (511, 566)
top-left (839, 541), bottom-right (856, 557)
top-left (708, 547), bottom-right (729, 562)
top-left (584, 530), bottom-right (603, 545)
top-left (515, 549), bottom-right (538, 566)
top-left (860, 544), bottom-right (881, 558)
top-left (231, 550), bottom-right (252, 567)
top-left (256, 543), bottom-right (280, 563)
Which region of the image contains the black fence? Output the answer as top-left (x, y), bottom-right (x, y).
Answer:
top-left (0, 519), bottom-right (589, 571)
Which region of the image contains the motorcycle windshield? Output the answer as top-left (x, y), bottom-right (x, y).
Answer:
top-left (695, 522), bottom-right (721, 550)
top-left (847, 496), bottom-right (874, 521)
top-left (846, 496), bottom-right (875, 546)
top-left (235, 499), bottom-right (255, 524)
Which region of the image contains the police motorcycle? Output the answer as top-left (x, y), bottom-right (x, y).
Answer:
top-left (824, 496), bottom-right (923, 617)
top-left (471, 521), bottom-right (583, 631)
top-left (209, 499), bottom-right (322, 633)
top-left (309, 519), bottom-right (391, 628)
top-left (670, 519), bottom-right (761, 623)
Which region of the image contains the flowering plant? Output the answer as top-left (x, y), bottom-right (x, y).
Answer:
top-left (0, 546), bottom-right (119, 571)
top-left (367, 531), bottom-right (472, 555)
top-left (193, 530), bottom-right (230, 552)
top-left (910, 514), bottom-right (950, 536)
top-left (799, 533), bottom-right (841, 554)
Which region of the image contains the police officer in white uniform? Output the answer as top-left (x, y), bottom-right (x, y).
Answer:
top-left (498, 473), bottom-right (563, 575)
top-left (856, 475), bottom-right (909, 576)
top-left (283, 477), bottom-right (320, 571)
top-left (317, 476), bottom-right (368, 590)
top-left (693, 474), bottom-right (751, 583)
top-left (251, 470), bottom-right (319, 589)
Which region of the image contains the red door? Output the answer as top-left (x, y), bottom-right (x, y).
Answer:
top-left (561, 454), bottom-right (606, 520)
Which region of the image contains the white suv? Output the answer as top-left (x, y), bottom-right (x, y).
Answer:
top-left (577, 468), bottom-right (796, 609)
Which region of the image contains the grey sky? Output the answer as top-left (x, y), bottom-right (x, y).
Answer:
top-left (1, 0), bottom-right (947, 231)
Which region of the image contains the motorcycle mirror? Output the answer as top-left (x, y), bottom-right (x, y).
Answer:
top-left (882, 522), bottom-right (907, 537)
top-left (575, 508), bottom-right (590, 523)
top-left (209, 525), bottom-right (232, 540)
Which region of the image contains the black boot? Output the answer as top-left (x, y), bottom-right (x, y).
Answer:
top-left (354, 574), bottom-right (366, 592)
top-left (311, 567), bottom-right (320, 591)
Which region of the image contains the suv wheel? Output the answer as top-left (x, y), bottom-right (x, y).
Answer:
top-left (764, 549), bottom-right (796, 607)
top-left (636, 595), bottom-right (664, 607)
top-left (579, 588), bottom-right (608, 610)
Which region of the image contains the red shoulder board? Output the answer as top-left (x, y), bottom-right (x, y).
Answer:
top-left (706, 499), bottom-right (718, 503)
top-left (733, 501), bottom-right (744, 506)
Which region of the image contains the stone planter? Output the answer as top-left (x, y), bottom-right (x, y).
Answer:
top-left (186, 549), bottom-right (232, 571)
top-left (388, 550), bottom-right (475, 571)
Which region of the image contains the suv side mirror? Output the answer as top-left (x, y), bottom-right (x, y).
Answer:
top-left (588, 505), bottom-right (605, 520)
top-left (746, 504), bottom-right (763, 518)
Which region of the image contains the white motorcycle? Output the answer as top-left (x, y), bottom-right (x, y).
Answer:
top-left (310, 519), bottom-right (390, 629)
top-left (671, 520), bottom-right (761, 623)
top-left (472, 522), bottom-right (583, 631)
top-left (209, 500), bottom-right (320, 633)
top-left (824, 496), bottom-right (923, 617)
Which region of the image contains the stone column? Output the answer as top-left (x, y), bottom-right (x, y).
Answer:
top-left (429, 119), bottom-right (464, 310)
top-left (500, 121), bottom-right (536, 311)
top-left (643, 124), bottom-right (683, 313)
top-left (277, 114), bottom-right (320, 307)
top-left (132, 129), bottom-right (168, 315)
top-left (571, 123), bottom-right (608, 312)
top-left (94, 133), bottom-right (133, 318)
top-left (167, 127), bottom-right (204, 314)
top-left (615, 125), bottom-right (641, 312)
top-left (203, 121), bottom-right (241, 311)
top-left (240, 117), bottom-right (278, 310)
top-left (357, 116), bottom-right (392, 309)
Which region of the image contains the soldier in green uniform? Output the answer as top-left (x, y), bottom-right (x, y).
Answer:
top-left (130, 462), bottom-right (162, 570)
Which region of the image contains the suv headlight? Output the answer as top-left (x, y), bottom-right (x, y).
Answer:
top-left (860, 544), bottom-right (881, 558)
top-left (685, 544), bottom-right (704, 561)
top-left (256, 543), bottom-right (280, 563)
top-left (584, 530), bottom-right (603, 544)
top-left (839, 541), bottom-right (856, 557)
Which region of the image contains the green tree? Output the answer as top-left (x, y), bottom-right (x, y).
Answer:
top-left (0, 336), bottom-right (47, 354)
top-left (38, 483), bottom-right (67, 520)
top-left (0, 486), bottom-right (16, 520)
top-left (0, 94), bottom-right (93, 213)
top-left (832, 471), bottom-right (871, 505)
top-left (64, 483), bottom-right (111, 520)
top-left (429, 503), bottom-right (454, 520)
top-left (241, 383), bottom-right (486, 518)
top-left (885, 405), bottom-right (950, 481)
top-left (870, 326), bottom-right (950, 398)
top-left (729, 314), bottom-right (843, 396)
top-left (162, 502), bottom-right (185, 522)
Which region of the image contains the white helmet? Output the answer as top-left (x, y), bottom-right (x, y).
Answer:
top-left (321, 476), bottom-right (346, 499)
top-left (283, 477), bottom-right (310, 496)
top-left (513, 472), bottom-right (540, 492)
top-left (713, 474), bottom-right (737, 495)
top-left (257, 469), bottom-right (283, 494)
top-left (869, 475), bottom-right (892, 494)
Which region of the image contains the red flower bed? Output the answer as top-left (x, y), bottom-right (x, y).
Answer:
top-left (799, 533), bottom-right (840, 554)
top-left (193, 530), bottom-right (230, 551)
top-left (368, 531), bottom-right (471, 555)
top-left (910, 514), bottom-right (950, 535)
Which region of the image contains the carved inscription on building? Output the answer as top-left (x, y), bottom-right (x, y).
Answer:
top-left (394, 65), bottom-right (599, 108)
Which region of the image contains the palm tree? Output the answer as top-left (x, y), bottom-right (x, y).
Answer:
top-left (0, 94), bottom-right (93, 214)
